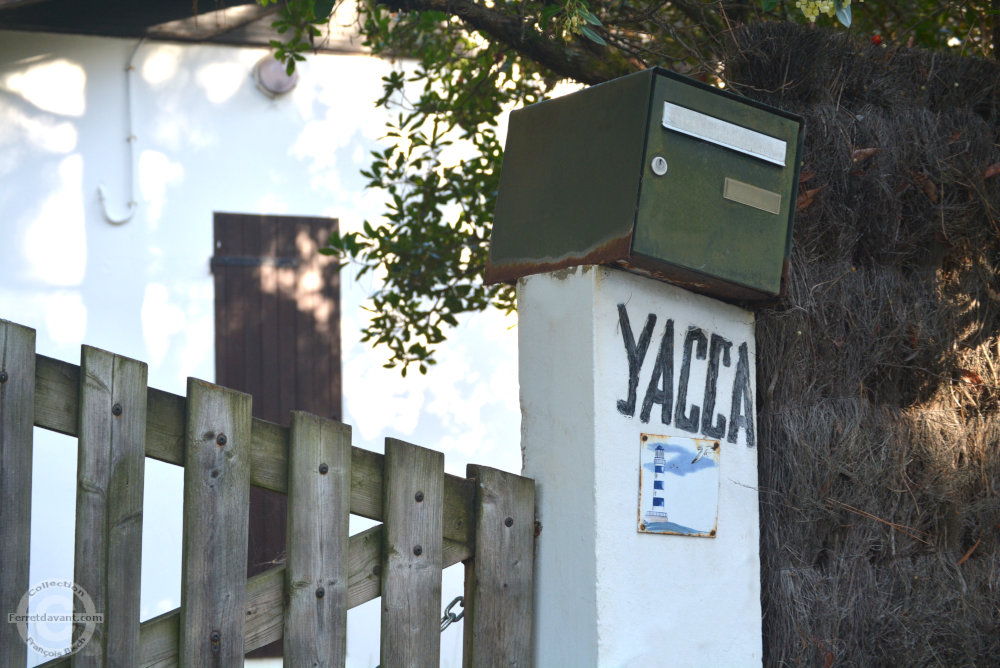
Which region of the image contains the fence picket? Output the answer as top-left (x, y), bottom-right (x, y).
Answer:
top-left (72, 346), bottom-right (148, 667)
top-left (7, 321), bottom-right (536, 667)
top-left (37, 508), bottom-right (475, 667)
top-left (179, 379), bottom-right (252, 666)
top-left (283, 411), bottom-right (352, 665)
top-left (28, 356), bottom-right (477, 546)
top-left (380, 439), bottom-right (445, 668)
top-left (462, 465), bottom-right (535, 667)
top-left (0, 320), bottom-right (35, 668)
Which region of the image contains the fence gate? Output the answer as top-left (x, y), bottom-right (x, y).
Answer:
top-left (0, 318), bottom-right (535, 667)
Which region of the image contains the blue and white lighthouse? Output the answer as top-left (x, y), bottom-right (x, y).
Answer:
top-left (647, 444), bottom-right (669, 520)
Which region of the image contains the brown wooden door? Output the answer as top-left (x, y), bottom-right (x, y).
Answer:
top-left (212, 212), bottom-right (342, 657)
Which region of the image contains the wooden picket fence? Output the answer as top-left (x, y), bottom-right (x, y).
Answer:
top-left (0, 319), bottom-right (535, 667)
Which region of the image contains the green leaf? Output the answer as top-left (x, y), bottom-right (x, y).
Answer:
top-left (314, 0), bottom-right (336, 20)
top-left (760, 0), bottom-right (780, 11)
top-left (834, 0), bottom-right (852, 27)
top-left (578, 7), bottom-right (602, 26)
top-left (540, 5), bottom-right (562, 21)
top-left (579, 25), bottom-right (606, 46)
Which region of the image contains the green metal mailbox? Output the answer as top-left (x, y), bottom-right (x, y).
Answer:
top-left (485, 67), bottom-right (805, 302)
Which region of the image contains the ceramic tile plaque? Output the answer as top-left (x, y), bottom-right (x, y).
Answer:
top-left (638, 433), bottom-right (720, 537)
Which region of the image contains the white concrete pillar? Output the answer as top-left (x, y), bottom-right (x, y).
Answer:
top-left (519, 265), bottom-right (761, 667)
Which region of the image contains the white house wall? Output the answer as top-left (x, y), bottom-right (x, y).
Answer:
top-left (0, 29), bottom-right (520, 667)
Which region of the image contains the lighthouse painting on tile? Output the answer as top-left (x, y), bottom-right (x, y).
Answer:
top-left (638, 434), bottom-right (720, 537)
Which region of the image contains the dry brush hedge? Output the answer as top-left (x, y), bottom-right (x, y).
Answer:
top-left (725, 22), bottom-right (1000, 666)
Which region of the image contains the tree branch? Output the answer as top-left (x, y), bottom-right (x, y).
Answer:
top-left (380, 0), bottom-right (636, 83)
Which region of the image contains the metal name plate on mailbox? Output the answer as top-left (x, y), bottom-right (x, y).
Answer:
top-left (486, 67), bottom-right (805, 302)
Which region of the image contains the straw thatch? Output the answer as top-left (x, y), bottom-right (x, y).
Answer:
top-left (724, 22), bottom-right (1000, 665)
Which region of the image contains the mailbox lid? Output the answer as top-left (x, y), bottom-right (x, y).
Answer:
top-left (485, 70), bottom-right (655, 284)
top-left (632, 70), bottom-right (804, 297)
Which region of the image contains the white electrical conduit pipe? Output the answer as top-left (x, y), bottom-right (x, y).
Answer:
top-left (98, 38), bottom-right (145, 225)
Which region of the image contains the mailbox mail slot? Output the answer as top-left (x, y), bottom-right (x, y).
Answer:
top-left (486, 67), bottom-right (805, 302)
top-left (662, 102), bottom-right (787, 166)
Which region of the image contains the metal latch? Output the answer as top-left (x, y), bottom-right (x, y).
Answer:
top-left (209, 256), bottom-right (300, 272)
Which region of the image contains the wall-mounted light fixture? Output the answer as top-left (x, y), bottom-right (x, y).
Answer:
top-left (253, 54), bottom-right (298, 98)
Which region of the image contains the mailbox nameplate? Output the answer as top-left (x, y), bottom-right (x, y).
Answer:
top-left (722, 177), bottom-right (782, 215)
top-left (662, 102), bottom-right (787, 166)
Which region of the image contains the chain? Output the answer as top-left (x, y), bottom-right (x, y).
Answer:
top-left (440, 595), bottom-right (464, 632)
top-left (375, 595), bottom-right (467, 666)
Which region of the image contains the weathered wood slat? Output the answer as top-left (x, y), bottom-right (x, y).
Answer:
top-left (35, 354), bottom-right (78, 435)
top-left (19, 329), bottom-right (540, 668)
top-left (284, 411), bottom-right (352, 665)
top-left (179, 379), bottom-right (252, 666)
top-left (35, 355), bottom-right (184, 464)
top-left (30, 357), bottom-right (475, 547)
top-left (38, 527), bottom-right (472, 668)
top-left (73, 346), bottom-right (148, 667)
top-left (136, 608), bottom-right (180, 668)
top-left (145, 387), bottom-right (184, 465)
top-left (381, 439), bottom-right (445, 668)
top-left (242, 557), bottom-right (284, 653)
top-left (0, 320), bottom-right (35, 668)
top-left (462, 465), bottom-right (536, 668)
top-left (248, 417), bottom-right (288, 492)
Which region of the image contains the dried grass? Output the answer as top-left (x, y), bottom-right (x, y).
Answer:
top-left (723, 22), bottom-right (1000, 666)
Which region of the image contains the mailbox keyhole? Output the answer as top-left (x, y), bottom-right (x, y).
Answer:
top-left (650, 156), bottom-right (668, 176)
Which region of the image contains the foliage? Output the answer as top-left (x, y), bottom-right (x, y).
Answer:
top-left (265, 0), bottom-right (1000, 373)
top-left (320, 9), bottom-right (548, 374)
top-left (791, 0), bottom-right (854, 27)
top-left (259, 0), bottom-right (337, 74)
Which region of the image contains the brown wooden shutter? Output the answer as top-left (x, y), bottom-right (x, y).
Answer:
top-left (212, 212), bottom-right (342, 657)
